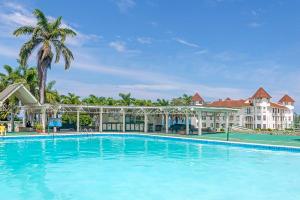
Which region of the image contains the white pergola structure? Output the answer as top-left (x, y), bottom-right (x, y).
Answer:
top-left (0, 84), bottom-right (238, 135)
top-left (20, 104), bottom-right (238, 135)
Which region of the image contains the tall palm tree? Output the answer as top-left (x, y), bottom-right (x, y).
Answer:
top-left (13, 9), bottom-right (76, 104)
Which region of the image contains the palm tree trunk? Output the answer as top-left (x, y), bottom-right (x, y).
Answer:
top-left (38, 65), bottom-right (47, 104)
top-left (37, 47), bottom-right (52, 105)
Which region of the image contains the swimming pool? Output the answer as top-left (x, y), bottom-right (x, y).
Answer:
top-left (1, 134), bottom-right (300, 200)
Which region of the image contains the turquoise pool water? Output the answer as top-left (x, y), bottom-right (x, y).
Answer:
top-left (0, 135), bottom-right (300, 200)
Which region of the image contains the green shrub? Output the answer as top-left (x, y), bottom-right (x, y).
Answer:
top-left (35, 123), bottom-right (44, 130)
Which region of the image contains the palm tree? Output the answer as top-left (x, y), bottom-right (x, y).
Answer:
top-left (46, 81), bottom-right (60, 103)
top-left (61, 93), bottom-right (81, 104)
top-left (156, 98), bottom-right (169, 106)
top-left (182, 94), bottom-right (192, 105)
top-left (119, 93), bottom-right (133, 106)
top-left (13, 9), bottom-right (76, 104)
top-left (82, 95), bottom-right (100, 105)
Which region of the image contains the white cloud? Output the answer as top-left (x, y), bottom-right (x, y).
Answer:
top-left (194, 49), bottom-right (208, 55)
top-left (0, 43), bottom-right (18, 58)
top-left (137, 37), bottom-right (152, 44)
top-left (114, 0), bottom-right (136, 13)
top-left (248, 22), bottom-right (262, 28)
top-left (0, 2), bottom-right (101, 47)
top-left (173, 38), bottom-right (199, 48)
top-left (109, 41), bottom-right (127, 52)
top-left (108, 40), bottom-right (140, 54)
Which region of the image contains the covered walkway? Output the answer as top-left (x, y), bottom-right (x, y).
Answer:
top-left (0, 84), bottom-right (238, 135)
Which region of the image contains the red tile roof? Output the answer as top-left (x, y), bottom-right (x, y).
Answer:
top-left (192, 92), bottom-right (204, 102)
top-left (208, 99), bottom-right (250, 108)
top-left (251, 87), bottom-right (271, 99)
top-left (279, 94), bottom-right (295, 103)
top-left (270, 102), bottom-right (287, 109)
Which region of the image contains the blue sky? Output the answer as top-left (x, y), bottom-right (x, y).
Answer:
top-left (0, 0), bottom-right (299, 111)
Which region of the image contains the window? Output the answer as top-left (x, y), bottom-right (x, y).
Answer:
top-left (229, 115), bottom-right (234, 121)
top-left (257, 124), bottom-right (261, 129)
top-left (202, 116), bottom-right (206, 120)
top-left (257, 116), bottom-right (261, 120)
top-left (263, 124), bottom-right (266, 129)
top-left (246, 108), bottom-right (251, 114)
top-left (263, 115), bottom-right (266, 121)
top-left (202, 123), bottom-right (206, 128)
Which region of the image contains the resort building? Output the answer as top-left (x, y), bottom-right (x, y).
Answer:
top-left (191, 87), bottom-right (295, 130)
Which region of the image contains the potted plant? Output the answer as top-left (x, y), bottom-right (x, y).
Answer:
top-left (35, 123), bottom-right (45, 133)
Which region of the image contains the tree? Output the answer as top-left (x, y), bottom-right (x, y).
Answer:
top-left (156, 99), bottom-right (169, 106)
top-left (46, 81), bottom-right (60, 103)
top-left (61, 93), bottom-right (81, 104)
top-left (0, 64), bottom-right (26, 130)
top-left (13, 9), bottom-right (76, 104)
top-left (119, 93), bottom-right (133, 106)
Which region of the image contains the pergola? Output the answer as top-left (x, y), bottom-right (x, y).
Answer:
top-left (19, 104), bottom-right (238, 135)
top-left (0, 84), bottom-right (239, 135)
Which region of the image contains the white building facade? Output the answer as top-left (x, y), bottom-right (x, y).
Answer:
top-left (191, 88), bottom-right (295, 130)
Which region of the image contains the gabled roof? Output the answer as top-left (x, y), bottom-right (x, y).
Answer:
top-left (279, 94), bottom-right (295, 103)
top-left (207, 99), bottom-right (250, 108)
top-left (0, 83), bottom-right (40, 106)
top-left (191, 92), bottom-right (204, 102)
top-left (270, 102), bottom-right (287, 109)
top-left (251, 87), bottom-right (271, 99)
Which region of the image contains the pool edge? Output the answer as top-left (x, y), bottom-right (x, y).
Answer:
top-left (1, 132), bottom-right (300, 153)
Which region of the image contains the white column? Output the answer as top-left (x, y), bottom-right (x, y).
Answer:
top-left (165, 113), bottom-right (169, 133)
top-left (122, 109), bottom-right (126, 132)
top-left (144, 113), bottom-right (148, 133)
top-left (22, 109), bottom-right (26, 127)
top-left (76, 110), bottom-right (80, 132)
top-left (53, 110), bottom-right (58, 133)
top-left (41, 109), bottom-right (46, 132)
top-left (213, 112), bottom-right (217, 132)
top-left (99, 108), bottom-right (103, 132)
top-left (225, 112), bottom-right (229, 134)
top-left (186, 113), bottom-right (189, 135)
top-left (198, 111), bottom-right (202, 135)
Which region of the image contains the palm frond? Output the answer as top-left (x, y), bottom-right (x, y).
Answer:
top-left (13, 26), bottom-right (35, 36)
top-left (33, 9), bottom-right (49, 31)
top-left (19, 39), bottom-right (42, 66)
top-left (3, 65), bottom-right (13, 74)
top-left (47, 80), bottom-right (56, 90)
top-left (60, 44), bottom-right (74, 69)
top-left (59, 28), bottom-right (76, 37)
top-left (50, 16), bottom-right (62, 30)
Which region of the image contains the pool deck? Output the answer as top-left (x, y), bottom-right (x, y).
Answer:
top-left (2, 131), bottom-right (300, 148)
